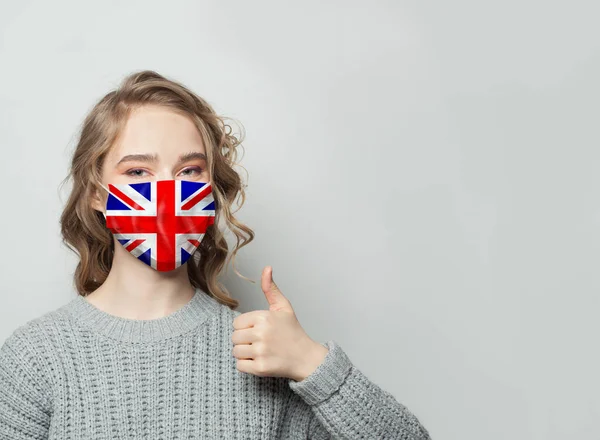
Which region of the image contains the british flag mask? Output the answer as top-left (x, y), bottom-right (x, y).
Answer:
top-left (100, 179), bottom-right (216, 272)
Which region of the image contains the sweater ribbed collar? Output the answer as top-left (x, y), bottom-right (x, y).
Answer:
top-left (63, 287), bottom-right (222, 343)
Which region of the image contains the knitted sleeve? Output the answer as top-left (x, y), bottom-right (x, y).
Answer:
top-left (0, 329), bottom-right (52, 440)
top-left (288, 340), bottom-right (431, 440)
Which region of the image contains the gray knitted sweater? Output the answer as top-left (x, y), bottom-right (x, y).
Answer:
top-left (0, 288), bottom-right (431, 439)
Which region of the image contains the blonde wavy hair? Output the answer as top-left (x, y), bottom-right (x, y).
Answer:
top-left (59, 70), bottom-right (256, 309)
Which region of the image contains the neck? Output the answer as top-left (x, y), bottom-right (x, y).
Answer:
top-left (85, 237), bottom-right (196, 320)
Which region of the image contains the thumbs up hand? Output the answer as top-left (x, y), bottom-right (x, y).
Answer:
top-left (232, 266), bottom-right (329, 382)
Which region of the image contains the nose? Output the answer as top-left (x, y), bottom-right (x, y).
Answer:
top-left (154, 167), bottom-right (178, 181)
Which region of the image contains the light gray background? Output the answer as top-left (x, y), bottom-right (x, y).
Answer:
top-left (0, 1), bottom-right (597, 439)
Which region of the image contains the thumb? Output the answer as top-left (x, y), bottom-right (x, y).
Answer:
top-left (261, 266), bottom-right (293, 312)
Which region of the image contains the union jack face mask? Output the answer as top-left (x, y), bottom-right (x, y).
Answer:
top-left (99, 179), bottom-right (216, 272)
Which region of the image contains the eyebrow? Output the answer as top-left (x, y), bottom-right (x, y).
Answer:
top-left (116, 151), bottom-right (207, 167)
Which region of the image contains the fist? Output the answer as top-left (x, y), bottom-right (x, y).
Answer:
top-left (231, 266), bottom-right (329, 382)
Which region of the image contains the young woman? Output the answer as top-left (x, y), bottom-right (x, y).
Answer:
top-left (0, 70), bottom-right (431, 439)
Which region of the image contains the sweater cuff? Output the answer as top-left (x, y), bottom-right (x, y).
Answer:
top-left (288, 340), bottom-right (353, 406)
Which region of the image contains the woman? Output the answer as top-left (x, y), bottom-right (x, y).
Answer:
top-left (0, 70), bottom-right (431, 439)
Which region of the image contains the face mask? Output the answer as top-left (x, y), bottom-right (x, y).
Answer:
top-left (99, 179), bottom-right (216, 272)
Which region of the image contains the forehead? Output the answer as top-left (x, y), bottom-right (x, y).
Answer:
top-left (110, 105), bottom-right (205, 159)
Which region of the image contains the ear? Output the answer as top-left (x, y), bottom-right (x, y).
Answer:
top-left (90, 184), bottom-right (106, 213)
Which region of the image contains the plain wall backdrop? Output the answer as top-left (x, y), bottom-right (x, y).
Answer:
top-left (0, 1), bottom-right (598, 439)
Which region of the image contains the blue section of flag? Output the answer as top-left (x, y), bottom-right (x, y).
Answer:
top-left (107, 194), bottom-right (131, 211)
top-left (181, 247), bottom-right (192, 264)
top-left (181, 180), bottom-right (205, 202)
top-left (118, 239), bottom-right (129, 246)
top-left (138, 248), bottom-right (151, 266)
top-left (203, 201), bottom-right (215, 211)
top-left (130, 182), bottom-right (152, 201)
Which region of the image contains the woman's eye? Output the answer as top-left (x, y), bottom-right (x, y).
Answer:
top-left (180, 167), bottom-right (203, 177)
top-left (124, 167), bottom-right (202, 178)
top-left (126, 169), bottom-right (149, 177)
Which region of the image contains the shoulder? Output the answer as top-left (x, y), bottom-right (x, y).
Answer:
top-left (0, 298), bottom-right (75, 374)
top-left (213, 301), bottom-right (242, 332)
top-left (0, 308), bottom-right (59, 407)
top-left (207, 294), bottom-right (243, 321)
top-left (1, 307), bottom-right (62, 348)
top-left (0, 311), bottom-right (59, 382)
